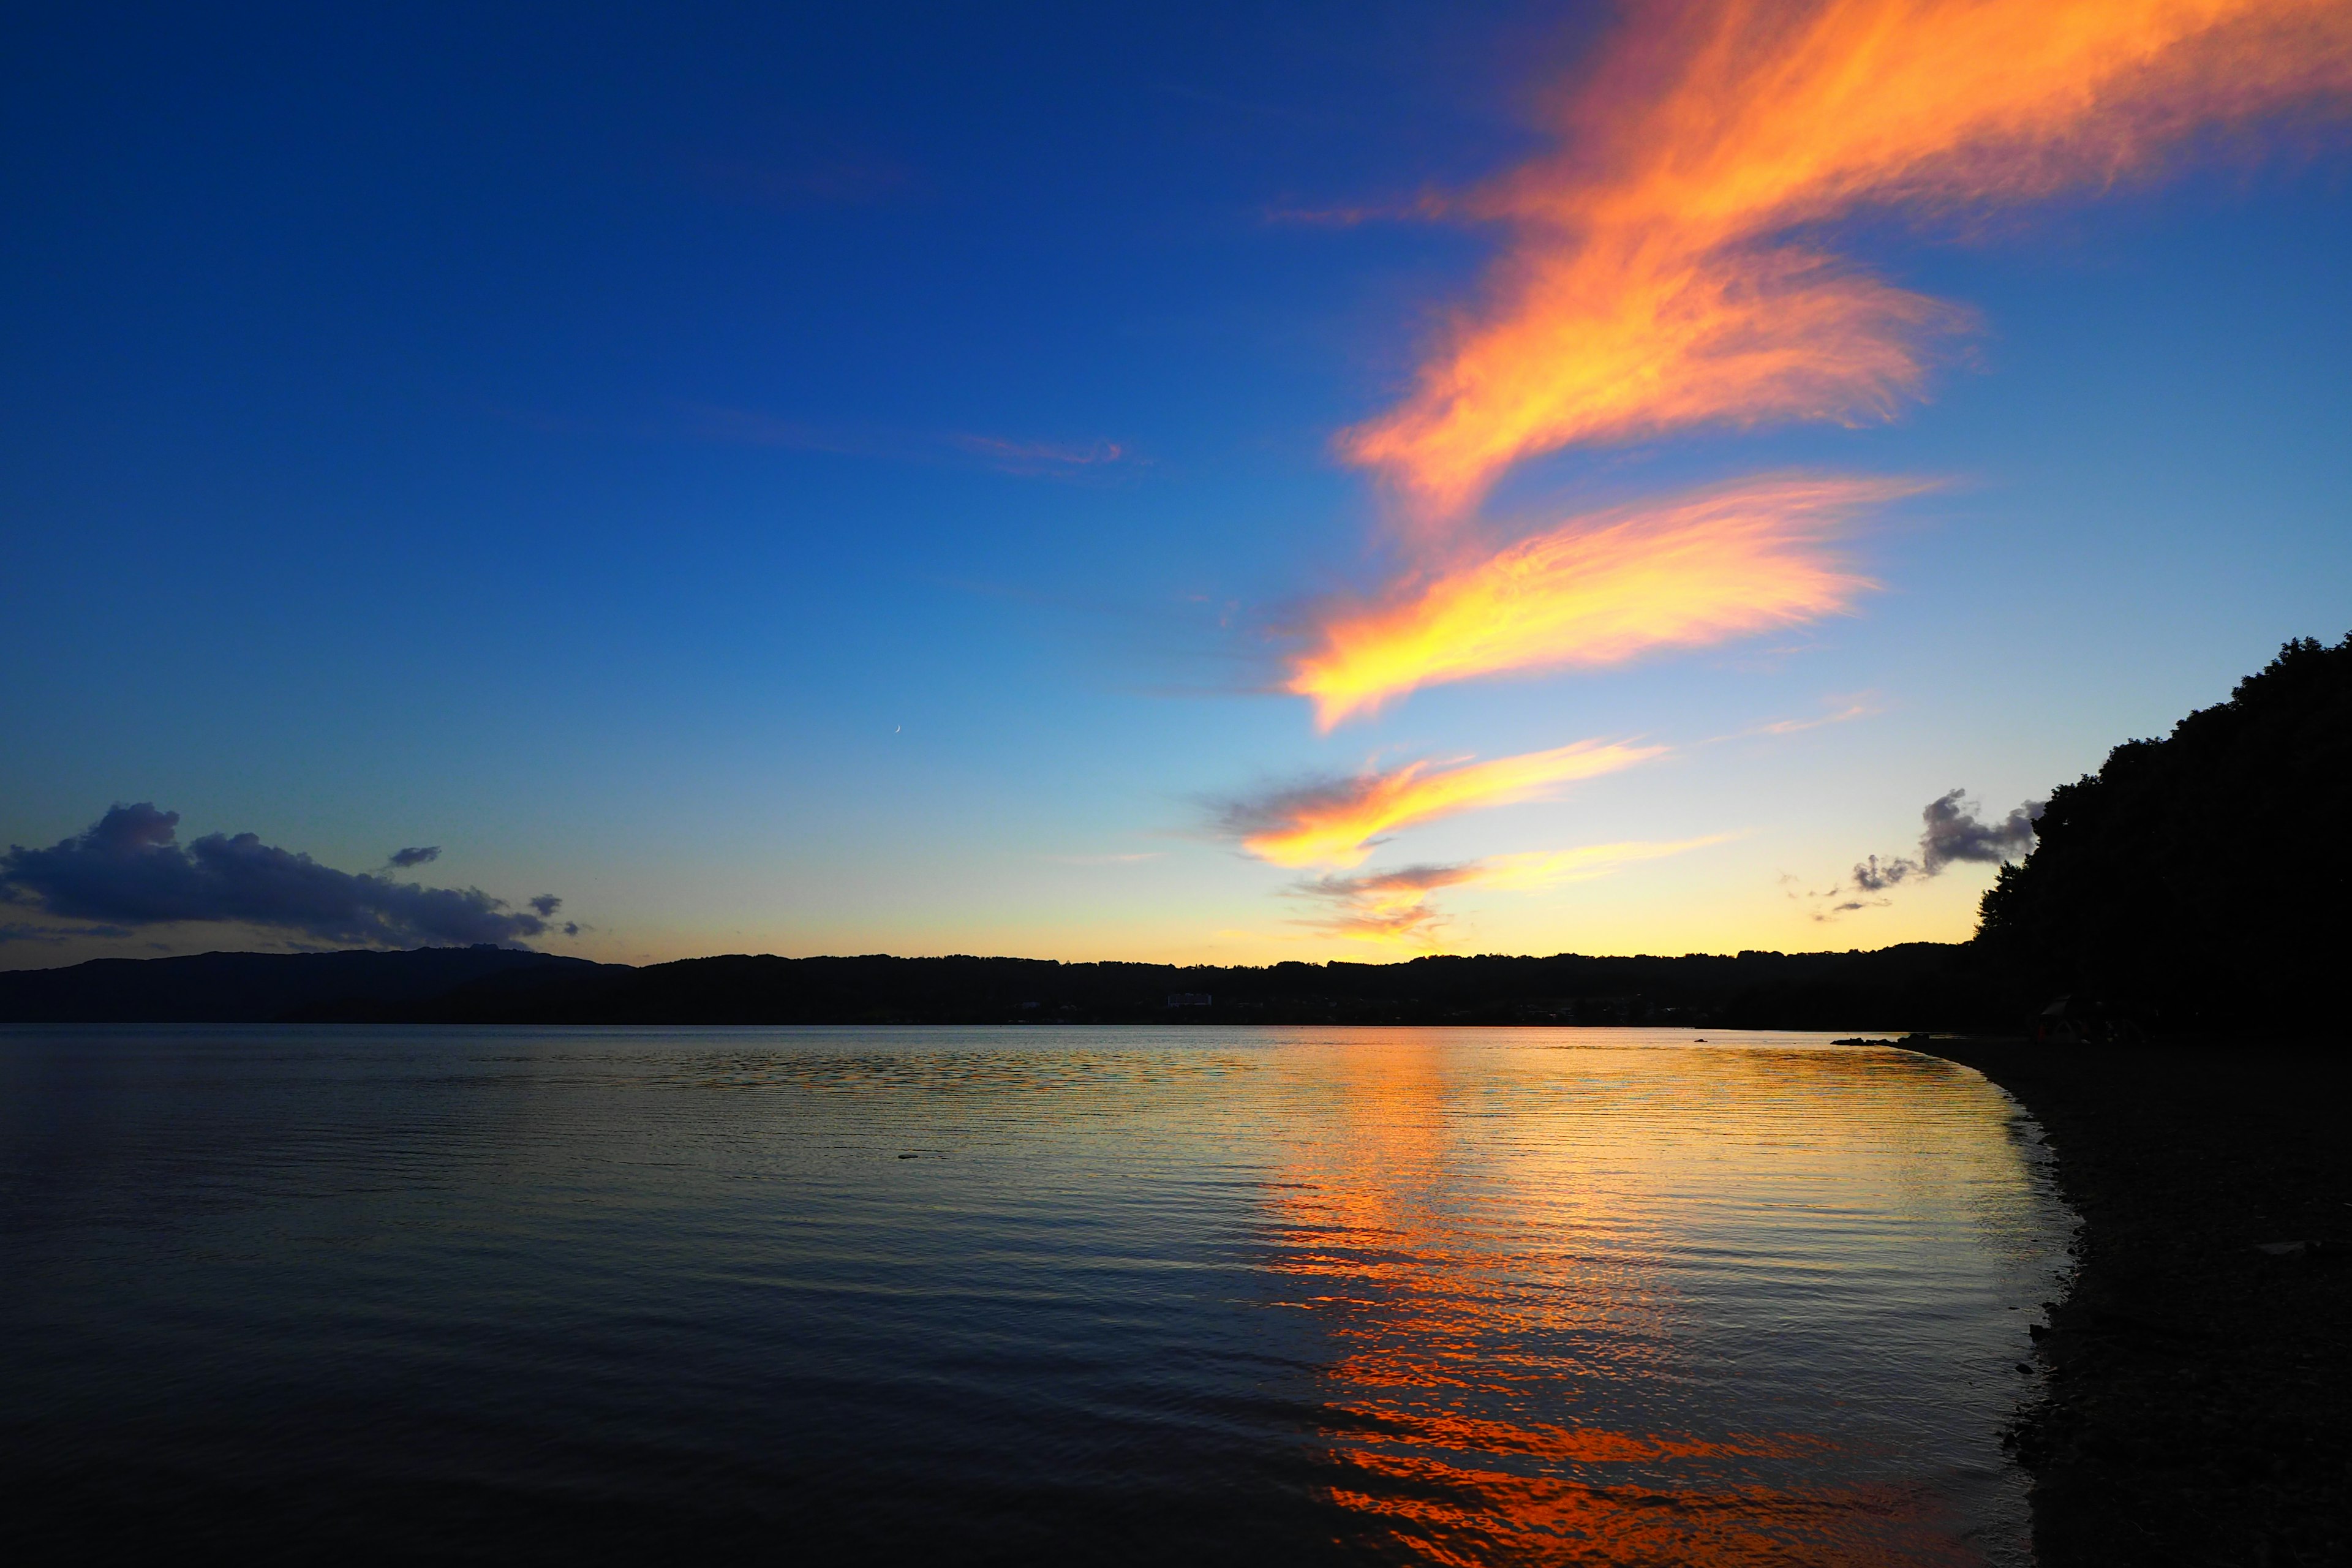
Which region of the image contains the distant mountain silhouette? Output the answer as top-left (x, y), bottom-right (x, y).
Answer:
top-left (0, 946), bottom-right (609, 1023)
top-left (1975, 633), bottom-right (2351, 1035)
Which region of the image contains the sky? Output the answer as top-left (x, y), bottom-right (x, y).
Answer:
top-left (4, 0), bottom-right (2349, 969)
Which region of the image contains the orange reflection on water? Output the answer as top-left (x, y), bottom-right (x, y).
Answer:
top-left (1261, 1035), bottom-right (1997, 1564)
top-left (1327, 1447), bottom-right (1946, 1568)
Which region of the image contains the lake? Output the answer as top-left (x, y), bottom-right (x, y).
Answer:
top-left (0, 1025), bottom-right (2069, 1564)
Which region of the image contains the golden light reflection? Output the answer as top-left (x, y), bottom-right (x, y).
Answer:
top-left (1288, 477), bottom-right (1907, 728)
top-left (1260, 1035), bottom-right (2027, 1564)
top-left (1342, 0), bottom-right (2352, 524)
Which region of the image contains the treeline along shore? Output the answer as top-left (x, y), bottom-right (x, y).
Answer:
top-left (0, 941), bottom-right (2017, 1028)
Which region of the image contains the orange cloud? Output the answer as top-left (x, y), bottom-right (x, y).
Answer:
top-left (1290, 475), bottom-right (1911, 728)
top-left (1341, 0), bottom-right (2352, 523)
top-left (1291, 837), bottom-right (1731, 943)
top-left (1736, 695), bottom-right (1881, 738)
top-left (1219, 740), bottom-right (1664, 869)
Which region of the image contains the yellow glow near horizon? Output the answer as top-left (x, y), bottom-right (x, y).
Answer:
top-left (1292, 837), bottom-right (1735, 943)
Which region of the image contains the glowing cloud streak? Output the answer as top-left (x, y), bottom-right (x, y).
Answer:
top-left (1221, 740), bottom-right (1664, 870)
top-left (1342, 0), bottom-right (2352, 522)
top-left (1292, 837), bottom-right (1731, 942)
top-left (1291, 476), bottom-right (1910, 728)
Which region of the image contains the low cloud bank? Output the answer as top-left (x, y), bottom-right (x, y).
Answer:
top-left (1, 804), bottom-right (565, 949)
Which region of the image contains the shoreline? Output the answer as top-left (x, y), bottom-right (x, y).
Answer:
top-left (1920, 1041), bottom-right (2351, 1567)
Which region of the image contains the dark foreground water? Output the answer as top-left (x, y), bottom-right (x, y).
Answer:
top-left (0, 1026), bottom-right (2069, 1565)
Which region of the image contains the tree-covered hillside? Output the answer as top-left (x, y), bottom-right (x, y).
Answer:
top-left (1977, 634), bottom-right (2351, 1033)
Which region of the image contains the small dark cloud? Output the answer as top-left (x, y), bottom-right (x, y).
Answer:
top-left (1920, 788), bottom-right (2040, 871)
top-left (388, 846), bottom-right (440, 869)
top-left (1849, 853), bottom-right (1920, 892)
top-left (529, 894), bottom-right (562, 918)
top-left (562, 922), bottom-right (581, 938)
top-left (1295, 863), bottom-right (1484, 900)
top-left (1, 804), bottom-right (560, 949)
top-left (1209, 771), bottom-right (1382, 843)
top-left (1285, 862), bottom-right (1471, 940)
top-left (1812, 788), bottom-right (2042, 918)
top-left (1810, 896), bottom-right (1888, 921)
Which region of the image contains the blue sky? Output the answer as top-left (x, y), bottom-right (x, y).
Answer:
top-left (4, 2), bottom-right (2348, 967)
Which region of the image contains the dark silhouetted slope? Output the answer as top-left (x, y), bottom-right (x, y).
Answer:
top-left (0, 946), bottom-right (612, 1023)
top-left (1977, 633), bottom-right (2352, 1034)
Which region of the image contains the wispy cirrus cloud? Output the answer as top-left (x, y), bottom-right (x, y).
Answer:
top-left (1286, 475), bottom-right (1910, 728)
top-left (1290, 837), bottom-right (1730, 943)
top-left (682, 404), bottom-right (1139, 480)
top-left (1736, 696), bottom-right (1880, 739)
top-left (1340, 0), bottom-right (2352, 526)
top-left (1214, 739), bottom-right (1663, 869)
top-left (1273, 0), bottom-right (2351, 729)
top-left (1218, 1), bottom-right (2349, 932)
top-left (946, 434), bottom-right (1135, 476)
top-left (1260, 191), bottom-right (1452, 227)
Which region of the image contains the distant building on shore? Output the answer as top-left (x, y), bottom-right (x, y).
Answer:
top-left (1166, 992), bottom-right (1212, 1008)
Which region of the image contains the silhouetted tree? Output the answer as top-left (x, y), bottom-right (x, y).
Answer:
top-left (1976, 633), bottom-right (2352, 1035)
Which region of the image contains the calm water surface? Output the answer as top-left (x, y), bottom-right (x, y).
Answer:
top-left (1, 1026), bottom-right (2069, 1564)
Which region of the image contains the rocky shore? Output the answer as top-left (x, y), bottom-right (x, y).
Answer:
top-left (1923, 1042), bottom-right (2351, 1567)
